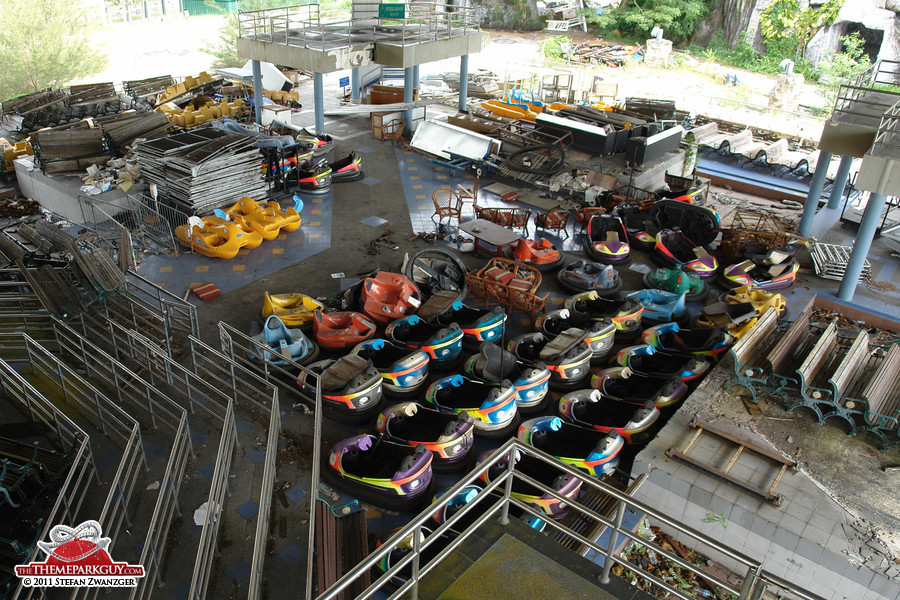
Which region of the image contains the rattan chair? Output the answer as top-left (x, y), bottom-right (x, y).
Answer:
top-left (431, 189), bottom-right (464, 231)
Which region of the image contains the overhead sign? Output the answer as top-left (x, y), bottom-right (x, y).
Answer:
top-left (339, 76), bottom-right (350, 88)
top-left (378, 4), bottom-right (405, 19)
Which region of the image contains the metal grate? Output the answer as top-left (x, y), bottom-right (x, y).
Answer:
top-left (810, 242), bottom-right (871, 282)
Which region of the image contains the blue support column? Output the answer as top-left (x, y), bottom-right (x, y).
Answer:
top-left (413, 65), bottom-right (420, 92)
top-left (799, 150), bottom-right (832, 237)
top-left (458, 54), bottom-right (469, 113)
top-left (251, 60), bottom-right (264, 125)
top-left (313, 72), bottom-right (325, 134)
top-left (837, 193), bottom-right (886, 301)
top-left (404, 67), bottom-right (414, 132)
top-left (827, 154), bottom-right (853, 210)
top-left (351, 67), bottom-right (360, 101)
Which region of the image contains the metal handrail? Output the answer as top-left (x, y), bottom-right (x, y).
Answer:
top-left (248, 395), bottom-right (281, 600)
top-left (313, 438), bottom-right (824, 600)
top-left (870, 98), bottom-right (900, 160)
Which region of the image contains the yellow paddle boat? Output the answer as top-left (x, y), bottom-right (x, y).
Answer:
top-left (175, 216), bottom-right (263, 259)
top-left (221, 195), bottom-right (303, 240)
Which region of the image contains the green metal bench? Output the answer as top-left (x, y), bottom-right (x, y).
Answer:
top-left (823, 330), bottom-right (881, 435)
top-left (725, 306), bottom-right (780, 402)
top-left (764, 307), bottom-right (817, 400)
top-left (862, 344), bottom-right (900, 450)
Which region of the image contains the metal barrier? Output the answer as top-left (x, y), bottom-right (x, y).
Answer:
top-left (247, 396), bottom-right (281, 600)
top-left (131, 413), bottom-right (192, 600)
top-left (191, 333), bottom-right (278, 414)
top-left (1, 357), bottom-right (97, 600)
top-left (870, 98), bottom-right (900, 161)
top-left (189, 398), bottom-right (238, 600)
top-left (131, 192), bottom-right (181, 252)
top-left (217, 320), bottom-right (307, 399)
top-left (312, 438), bottom-right (824, 600)
top-left (832, 59), bottom-right (900, 122)
top-left (53, 318), bottom-right (190, 435)
top-left (124, 268), bottom-right (199, 340)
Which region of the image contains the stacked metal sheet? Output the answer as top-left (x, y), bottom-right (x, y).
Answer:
top-left (134, 127), bottom-right (267, 213)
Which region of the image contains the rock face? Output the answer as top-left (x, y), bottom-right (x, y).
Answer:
top-left (768, 72), bottom-right (805, 111)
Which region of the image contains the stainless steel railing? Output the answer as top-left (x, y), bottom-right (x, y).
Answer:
top-left (311, 438), bottom-right (825, 600)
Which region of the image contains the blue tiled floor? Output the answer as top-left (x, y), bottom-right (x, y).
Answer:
top-left (96, 455), bottom-right (118, 469)
top-left (235, 420), bottom-right (251, 433)
top-left (145, 444), bottom-right (166, 458)
top-left (235, 500), bottom-right (259, 520)
top-left (244, 448), bottom-right (266, 464)
top-left (225, 560), bottom-right (251, 584)
top-left (136, 193), bottom-right (333, 299)
top-left (190, 431), bottom-right (208, 446)
top-left (198, 462), bottom-right (216, 480)
top-left (170, 580), bottom-right (190, 600)
top-left (284, 484), bottom-right (307, 504)
top-left (278, 543), bottom-right (305, 565)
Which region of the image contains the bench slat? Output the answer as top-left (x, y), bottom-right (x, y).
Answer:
top-left (863, 344), bottom-right (900, 417)
top-left (828, 330), bottom-right (870, 396)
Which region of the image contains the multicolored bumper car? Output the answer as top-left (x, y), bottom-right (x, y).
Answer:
top-left (359, 272), bottom-right (421, 325)
top-left (313, 310), bottom-right (377, 351)
top-left (432, 301), bottom-right (506, 352)
top-left (260, 292), bottom-right (324, 329)
top-left (556, 260), bottom-right (622, 296)
top-left (558, 389), bottom-right (660, 444)
top-left (286, 158), bottom-right (332, 194)
top-left (425, 374), bottom-right (519, 438)
top-left (328, 152), bottom-right (364, 183)
top-left (590, 366), bottom-right (688, 408)
top-left (463, 341), bottom-right (551, 414)
top-left (518, 415), bottom-right (623, 477)
top-left (533, 309), bottom-right (616, 364)
top-left (652, 228), bottom-right (718, 277)
top-left (297, 354), bottom-right (383, 421)
top-left (643, 266), bottom-right (709, 302)
top-left (504, 238), bottom-right (565, 270)
top-left (175, 216), bottom-right (263, 259)
top-left (616, 204), bottom-right (657, 252)
top-left (642, 322), bottom-right (734, 359)
top-left (386, 315), bottom-right (463, 369)
top-left (721, 247), bottom-right (800, 290)
top-left (582, 214), bottom-right (631, 264)
top-left (323, 434), bottom-right (434, 511)
top-left (249, 315), bottom-right (319, 365)
top-left (626, 289), bottom-right (687, 325)
top-left (351, 338), bottom-right (429, 397)
top-left (564, 290), bottom-right (644, 337)
top-left (507, 330), bottom-right (592, 390)
top-left (375, 402), bottom-right (475, 471)
top-left (722, 285), bottom-right (787, 316)
top-left (616, 344), bottom-right (710, 382)
top-left (478, 448), bottom-right (582, 519)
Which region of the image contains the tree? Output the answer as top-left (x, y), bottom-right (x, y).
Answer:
top-left (589, 0), bottom-right (711, 44)
top-left (817, 32), bottom-right (872, 114)
top-left (0, 0), bottom-right (107, 102)
top-left (759, 0), bottom-right (843, 58)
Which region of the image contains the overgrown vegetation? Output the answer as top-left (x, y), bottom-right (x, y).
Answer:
top-left (816, 32), bottom-right (872, 112)
top-left (539, 35), bottom-right (571, 60)
top-left (759, 0), bottom-right (842, 59)
top-left (0, 0), bottom-right (107, 102)
top-left (585, 0), bottom-right (709, 45)
top-left (482, 0), bottom-right (543, 31)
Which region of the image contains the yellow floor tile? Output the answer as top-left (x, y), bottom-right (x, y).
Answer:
top-left (410, 175), bottom-right (420, 180)
top-left (415, 194), bottom-right (426, 200)
top-left (278, 234), bottom-right (287, 240)
top-left (233, 265), bottom-right (246, 271)
top-left (238, 249), bottom-right (249, 255)
top-left (413, 185), bottom-right (423, 189)
top-left (196, 265), bottom-right (210, 272)
top-left (408, 166), bottom-right (418, 171)
top-left (311, 209), bottom-right (322, 214)
top-left (312, 198), bottom-right (323, 203)
top-left (159, 266), bottom-right (173, 273)
top-left (309, 233), bottom-right (320, 239)
top-left (309, 221), bottom-right (322, 227)
top-left (272, 248), bottom-right (285, 254)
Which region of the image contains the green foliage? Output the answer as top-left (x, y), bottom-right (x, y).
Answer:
top-left (211, 0), bottom-right (314, 68)
top-left (586, 0), bottom-right (710, 44)
top-left (688, 32), bottom-right (818, 82)
top-left (760, 0), bottom-right (842, 58)
top-left (539, 35), bottom-right (572, 60)
top-left (817, 32), bottom-right (872, 113)
top-left (0, 0), bottom-right (107, 102)
top-left (483, 0), bottom-right (542, 31)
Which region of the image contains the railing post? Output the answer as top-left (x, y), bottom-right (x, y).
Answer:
top-left (499, 449), bottom-right (516, 525)
top-left (738, 564), bottom-right (761, 600)
top-left (599, 500), bottom-right (627, 584)
top-left (410, 523), bottom-right (422, 600)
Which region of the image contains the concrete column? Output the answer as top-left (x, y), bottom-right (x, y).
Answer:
top-left (838, 193), bottom-right (886, 301)
top-left (827, 154), bottom-right (853, 210)
top-left (252, 60), bottom-right (264, 126)
top-left (404, 66), bottom-right (415, 132)
top-left (351, 67), bottom-right (360, 101)
top-left (458, 54), bottom-right (469, 112)
top-left (413, 65), bottom-right (420, 92)
top-left (313, 72), bottom-right (325, 134)
top-left (799, 150), bottom-right (833, 237)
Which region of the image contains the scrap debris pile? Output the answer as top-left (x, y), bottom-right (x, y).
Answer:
top-left (810, 307), bottom-right (899, 344)
top-left (618, 523), bottom-right (736, 599)
top-left (0, 197), bottom-right (41, 219)
top-left (569, 39), bottom-right (640, 66)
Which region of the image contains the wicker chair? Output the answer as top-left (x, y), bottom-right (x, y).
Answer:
top-left (534, 206), bottom-right (572, 239)
top-left (432, 189), bottom-right (464, 231)
top-left (382, 119), bottom-right (406, 146)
